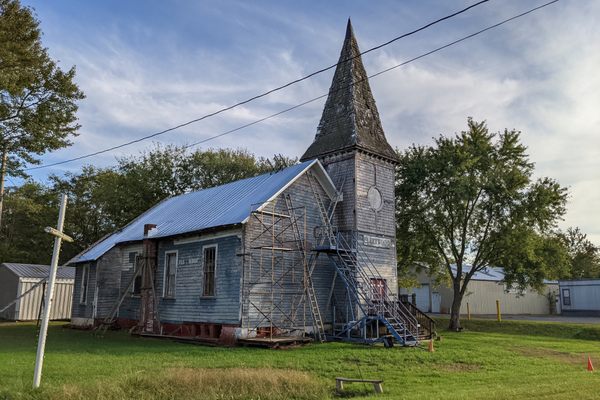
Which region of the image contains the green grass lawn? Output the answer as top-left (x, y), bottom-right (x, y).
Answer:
top-left (1, 319), bottom-right (600, 399)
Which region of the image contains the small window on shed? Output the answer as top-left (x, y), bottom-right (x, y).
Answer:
top-left (80, 264), bottom-right (90, 304)
top-left (128, 252), bottom-right (137, 264)
top-left (562, 288), bottom-right (571, 306)
top-left (203, 246), bottom-right (217, 297)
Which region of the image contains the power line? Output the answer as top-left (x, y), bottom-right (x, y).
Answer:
top-left (26, 1), bottom-right (491, 171)
top-left (181, 1), bottom-right (560, 150)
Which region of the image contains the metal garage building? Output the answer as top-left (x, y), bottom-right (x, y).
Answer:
top-left (403, 265), bottom-right (559, 315)
top-left (559, 280), bottom-right (600, 316)
top-left (0, 263), bottom-right (75, 321)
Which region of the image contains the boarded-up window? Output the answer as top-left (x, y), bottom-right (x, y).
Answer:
top-left (132, 256), bottom-right (142, 295)
top-left (164, 252), bottom-right (177, 298)
top-left (371, 278), bottom-right (387, 301)
top-left (80, 264), bottom-right (89, 304)
top-left (203, 246), bottom-right (217, 297)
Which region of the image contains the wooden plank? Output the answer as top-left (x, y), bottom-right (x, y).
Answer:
top-left (335, 377), bottom-right (383, 394)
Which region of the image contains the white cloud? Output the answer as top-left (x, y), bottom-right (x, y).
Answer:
top-left (24, 0), bottom-right (600, 244)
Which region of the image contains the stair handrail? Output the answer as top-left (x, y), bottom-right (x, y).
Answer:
top-left (400, 299), bottom-right (436, 339)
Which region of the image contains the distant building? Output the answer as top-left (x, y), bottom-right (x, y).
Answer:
top-left (0, 263), bottom-right (75, 321)
top-left (559, 280), bottom-right (600, 316)
top-left (403, 265), bottom-right (559, 315)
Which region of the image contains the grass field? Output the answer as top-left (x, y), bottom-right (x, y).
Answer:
top-left (1, 319), bottom-right (600, 399)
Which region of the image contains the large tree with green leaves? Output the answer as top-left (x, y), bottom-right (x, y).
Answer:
top-left (396, 119), bottom-right (569, 331)
top-left (0, 0), bottom-right (84, 231)
top-left (557, 227), bottom-right (600, 279)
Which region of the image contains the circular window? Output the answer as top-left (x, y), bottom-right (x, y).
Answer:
top-left (367, 186), bottom-right (383, 211)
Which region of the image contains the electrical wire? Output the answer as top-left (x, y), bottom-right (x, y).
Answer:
top-left (25, 0), bottom-right (492, 171)
top-left (27, 0), bottom-right (559, 171)
top-left (179, 0), bottom-right (558, 150)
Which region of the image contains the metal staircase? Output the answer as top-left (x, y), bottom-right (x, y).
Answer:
top-left (307, 173), bottom-right (419, 346)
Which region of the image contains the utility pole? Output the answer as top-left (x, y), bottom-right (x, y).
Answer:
top-left (33, 194), bottom-right (73, 388)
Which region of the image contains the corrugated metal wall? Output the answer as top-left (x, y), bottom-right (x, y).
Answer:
top-left (16, 279), bottom-right (73, 320)
top-left (438, 281), bottom-right (557, 315)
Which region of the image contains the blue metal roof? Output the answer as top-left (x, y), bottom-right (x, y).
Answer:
top-left (70, 160), bottom-right (320, 264)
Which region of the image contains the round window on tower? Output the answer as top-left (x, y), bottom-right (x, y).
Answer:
top-left (367, 186), bottom-right (383, 211)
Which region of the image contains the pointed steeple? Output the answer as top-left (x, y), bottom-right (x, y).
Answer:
top-left (301, 19), bottom-right (397, 162)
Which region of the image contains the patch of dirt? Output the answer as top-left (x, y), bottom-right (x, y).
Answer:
top-left (513, 346), bottom-right (583, 365)
top-left (435, 363), bottom-right (482, 372)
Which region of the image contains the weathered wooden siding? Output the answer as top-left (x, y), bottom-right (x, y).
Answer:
top-left (303, 150), bottom-right (400, 324)
top-left (71, 262), bottom-right (97, 320)
top-left (117, 243), bottom-right (144, 321)
top-left (241, 172), bottom-right (346, 331)
top-left (354, 152), bottom-right (398, 294)
top-left (95, 247), bottom-right (123, 319)
top-left (150, 232), bottom-right (243, 325)
top-left (321, 152), bottom-right (355, 232)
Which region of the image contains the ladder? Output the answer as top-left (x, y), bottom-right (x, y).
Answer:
top-left (284, 193), bottom-right (325, 342)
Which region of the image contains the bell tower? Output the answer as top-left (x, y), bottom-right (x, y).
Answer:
top-left (301, 19), bottom-right (399, 293)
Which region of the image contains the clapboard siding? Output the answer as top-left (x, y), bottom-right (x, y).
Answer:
top-left (355, 152), bottom-right (396, 237)
top-left (241, 172), bottom-right (343, 328)
top-left (117, 243), bottom-right (144, 321)
top-left (321, 152), bottom-right (355, 232)
top-left (354, 152), bottom-right (398, 295)
top-left (95, 247), bottom-right (122, 319)
top-left (153, 233), bottom-right (243, 325)
top-left (71, 262), bottom-right (96, 319)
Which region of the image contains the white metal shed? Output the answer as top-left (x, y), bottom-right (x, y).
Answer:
top-left (0, 263), bottom-right (75, 321)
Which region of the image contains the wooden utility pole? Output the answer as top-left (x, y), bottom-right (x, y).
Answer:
top-left (33, 194), bottom-right (73, 388)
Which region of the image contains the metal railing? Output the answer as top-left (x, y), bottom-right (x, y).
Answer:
top-left (401, 300), bottom-right (436, 340)
top-left (334, 231), bottom-right (419, 342)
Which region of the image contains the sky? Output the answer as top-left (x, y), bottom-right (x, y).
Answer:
top-left (18, 0), bottom-right (600, 243)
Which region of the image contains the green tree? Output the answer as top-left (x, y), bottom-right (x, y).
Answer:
top-left (48, 166), bottom-right (121, 259)
top-left (0, 181), bottom-right (55, 263)
top-left (0, 0), bottom-right (84, 231)
top-left (396, 119), bottom-right (568, 331)
top-left (557, 227), bottom-right (600, 279)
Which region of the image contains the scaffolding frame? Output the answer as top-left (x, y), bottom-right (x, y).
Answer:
top-left (242, 194), bottom-right (321, 340)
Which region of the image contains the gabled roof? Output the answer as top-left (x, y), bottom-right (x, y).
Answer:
top-left (1, 263), bottom-right (75, 280)
top-left (301, 19), bottom-right (398, 162)
top-left (69, 159), bottom-right (337, 264)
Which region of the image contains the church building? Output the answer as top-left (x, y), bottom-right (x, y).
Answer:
top-left (68, 21), bottom-right (430, 346)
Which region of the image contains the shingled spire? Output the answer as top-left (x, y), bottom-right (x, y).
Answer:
top-left (301, 19), bottom-right (397, 162)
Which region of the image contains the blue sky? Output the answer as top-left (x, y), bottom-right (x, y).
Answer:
top-left (20, 0), bottom-right (600, 242)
